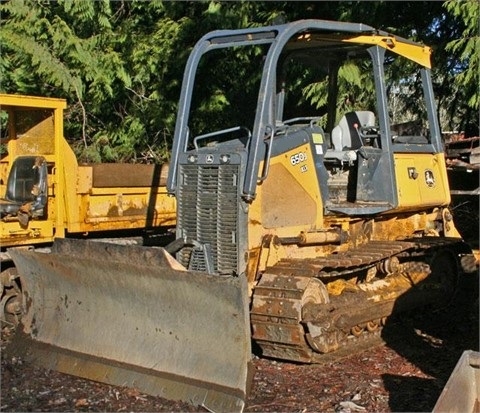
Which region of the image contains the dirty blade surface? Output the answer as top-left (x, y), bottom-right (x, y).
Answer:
top-left (9, 238), bottom-right (251, 412)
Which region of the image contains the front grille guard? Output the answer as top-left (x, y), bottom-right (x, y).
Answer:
top-left (177, 163), bottom-right (240, 276)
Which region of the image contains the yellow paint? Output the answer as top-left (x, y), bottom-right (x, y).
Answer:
top-left (394, 153), bottom-right (450, 211)
top-left (245, 142), bottom-right (333, 277)
top-left (0, 94), bottom-right (176, 250)
top-left (312, 34), bottom-right (431, 68)
top-left (249, 143), bottom-right (324, 249)
top-left (327, 279), bottom-right (349, 296)
top-left (342, 35), bottom-right (431, 68)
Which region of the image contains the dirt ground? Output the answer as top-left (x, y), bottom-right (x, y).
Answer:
top-left (1, 271), bottom-right (478, 413)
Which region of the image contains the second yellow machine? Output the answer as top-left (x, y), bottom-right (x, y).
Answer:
top-left (0, 94), bottom-right (176, 321)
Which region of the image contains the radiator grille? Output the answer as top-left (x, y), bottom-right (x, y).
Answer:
top-left (178, 163), bottom-right (239, 274)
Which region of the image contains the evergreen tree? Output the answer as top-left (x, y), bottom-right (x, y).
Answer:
top-left (1, 1), bottom-right (478, 162)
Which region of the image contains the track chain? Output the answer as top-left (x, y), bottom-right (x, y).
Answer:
top-left (268, 240), bottom-right (415, 279)
top-left (250, 238), bottom-right (467, 364)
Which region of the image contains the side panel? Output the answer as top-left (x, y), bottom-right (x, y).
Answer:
top-left (65, 164), bottom-right (176, 233)
top-left (0, 221), bottom-right (54, 247)
top-left (249, 142), bottom-right (324, 246)
top-left (394, 153), bottom-right (450, 211)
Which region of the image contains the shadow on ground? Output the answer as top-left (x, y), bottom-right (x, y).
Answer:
top-left (382, 269), bottom-right (479, 412)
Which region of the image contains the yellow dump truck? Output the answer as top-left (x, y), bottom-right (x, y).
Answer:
top-left (0, 94), bottom-right (176, 321)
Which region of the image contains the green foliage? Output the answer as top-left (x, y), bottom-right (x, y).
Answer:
top-left (1, 0), bottom-right (478, 162)
top-left (0, 0), bottom-right (134, 161)
top-left (444, 0), bottom-right (479, 110)
top-left (303, 61), bottom-right (376, 126)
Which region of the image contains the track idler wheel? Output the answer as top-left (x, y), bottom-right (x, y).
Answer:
top-left (302, 279), bottom-right (344, 354)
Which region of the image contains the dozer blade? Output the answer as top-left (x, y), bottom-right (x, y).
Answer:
top-left (8, 238), bottom-right (251, 413)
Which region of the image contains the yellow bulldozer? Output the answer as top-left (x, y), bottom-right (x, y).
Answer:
top-left (7, 20), bottom-right (477, 412)
top-left (0, 94), bottom-right (176, 322)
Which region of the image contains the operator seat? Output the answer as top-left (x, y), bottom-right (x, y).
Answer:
top-left (0, 156), bottom-right (48, 218)
top-left (331, 111), bottom-right (376, 151)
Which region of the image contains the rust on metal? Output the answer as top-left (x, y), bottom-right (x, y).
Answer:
top-left (9, 239), bottom-right (251, 413)
top-left (251, 238), bottom-right (463, 364)
top-left (91, 163), bottom-right (169, 188)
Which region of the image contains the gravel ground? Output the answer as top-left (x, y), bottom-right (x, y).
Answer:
top-left (1, 272), bottom-right (478, 413)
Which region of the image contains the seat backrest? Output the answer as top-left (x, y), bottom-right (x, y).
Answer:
top-left (331, 111), bottom-right (375, 151)
top-left (5, 156), bottom-right (40, 203)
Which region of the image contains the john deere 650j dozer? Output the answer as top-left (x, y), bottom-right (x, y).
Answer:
top-left (9, 20), bottom-right (476, 412)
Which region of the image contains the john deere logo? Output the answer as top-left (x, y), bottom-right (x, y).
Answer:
top-left (424, 169), bottom-right (435, 187)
